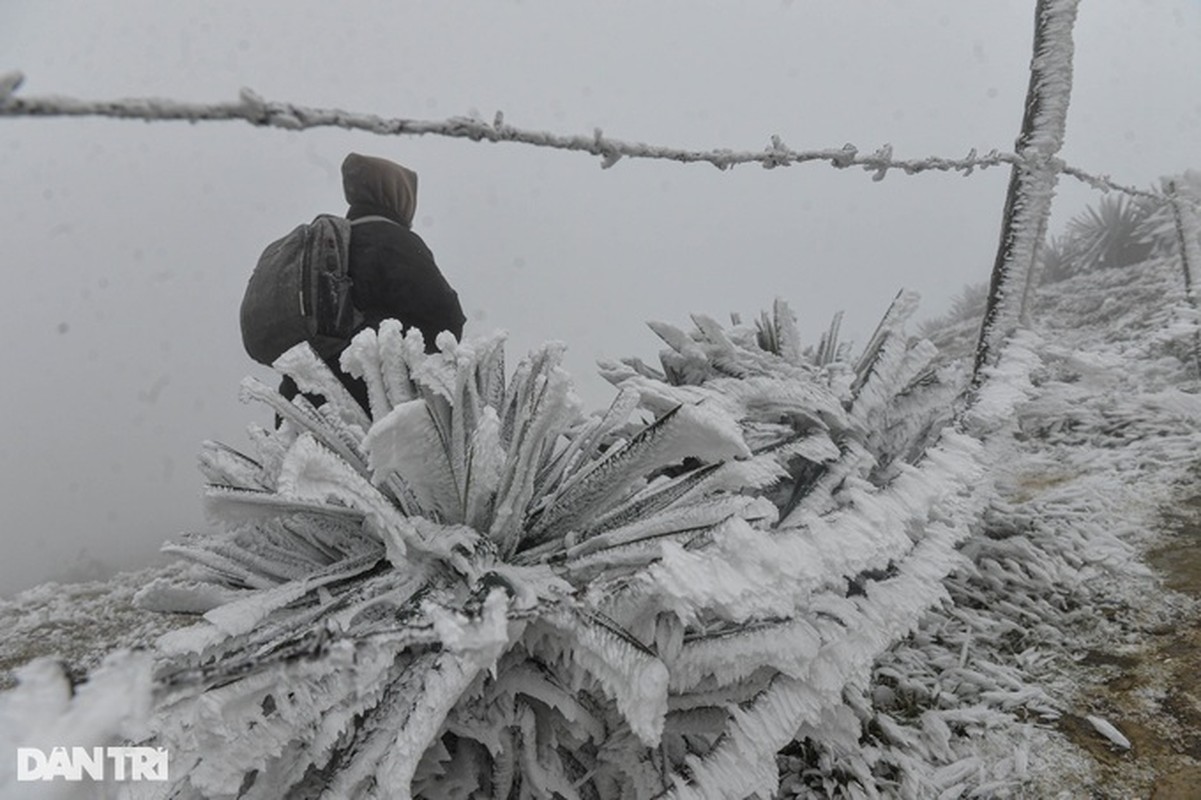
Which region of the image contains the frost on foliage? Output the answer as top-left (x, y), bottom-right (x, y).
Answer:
top-left (585, 295), bottom-right (1000, 797)
top-left (3, 289), bottom-right (1002, 799)
top-left (7, 218), bottom-right (1188, 798)
top-left (121, 324), bottom-right (796, 800)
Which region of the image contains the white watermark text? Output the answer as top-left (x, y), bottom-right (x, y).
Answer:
top-left (16, 747), bottom-right (169, 782)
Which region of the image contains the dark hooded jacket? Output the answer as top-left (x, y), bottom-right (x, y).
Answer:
top-left (340, 153), bottom-right (466, 351)
top-left (281, 154), bottom-right (466, 411)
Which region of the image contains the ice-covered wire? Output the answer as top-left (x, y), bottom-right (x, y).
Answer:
top-left (1, 71), bottom-right (1195, 213)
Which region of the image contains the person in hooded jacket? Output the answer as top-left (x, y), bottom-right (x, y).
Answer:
top-left (280, 153), bottom-right (466, 411)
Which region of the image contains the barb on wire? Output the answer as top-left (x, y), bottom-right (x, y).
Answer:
top-left (0, 70), bottom-right (1194, 213)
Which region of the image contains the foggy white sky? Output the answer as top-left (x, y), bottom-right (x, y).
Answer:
top-left (2, 0), bottom-right (1199, 596)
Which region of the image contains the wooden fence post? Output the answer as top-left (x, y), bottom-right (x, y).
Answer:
top-left (1168, 180), bottom-right (1201, 377)
top-left (972, 0), bottom-right (1080, 386)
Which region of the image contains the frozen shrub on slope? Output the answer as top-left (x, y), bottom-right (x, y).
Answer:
top-left (1, 288), bottom-right (1010, 799)
top-left (1039, 195), bottom-right (1156, 284)
top-left (1038, 173), bottom-right (1201, 294)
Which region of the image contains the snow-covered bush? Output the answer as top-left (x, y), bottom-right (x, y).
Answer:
top-left (3, 292), bottom-right (1012, 799)
top-left (1039, 195), bottom-right (1156, 284)
top-left (1039, 173), bottom-right (1201, 290)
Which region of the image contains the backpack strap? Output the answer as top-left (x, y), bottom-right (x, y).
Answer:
top-left (350, 215), bottom-right (402, 227)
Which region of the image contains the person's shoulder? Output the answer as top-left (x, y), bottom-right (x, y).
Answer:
top-left (399, 227), bottom-right (436, 259)
top-left (358, 222), bottom-right (437, 262)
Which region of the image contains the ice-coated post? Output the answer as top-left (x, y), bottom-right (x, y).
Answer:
top-left (972, 0), bottom-right (1080, 387)
top-left (1168, 180), bottom-right (1201, 377)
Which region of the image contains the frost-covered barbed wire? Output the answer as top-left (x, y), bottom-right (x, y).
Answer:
top-left (0, 73), bottom-right (1011, 176)
top-left (1, 70), bottom-right (1194, 214)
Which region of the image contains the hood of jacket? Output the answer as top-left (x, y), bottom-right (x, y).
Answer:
top-left (342, 153), bottom-right (418, 227)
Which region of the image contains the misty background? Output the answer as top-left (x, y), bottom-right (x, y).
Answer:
top-left (1, 1), bottom-right (1198, 597)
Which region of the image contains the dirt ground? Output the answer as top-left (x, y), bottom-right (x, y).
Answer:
top-left (1049, 494), bottom-right (1201, 799)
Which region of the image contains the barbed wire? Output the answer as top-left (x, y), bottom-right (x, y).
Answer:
top-left (0, 72), bottom-right (1195, 212)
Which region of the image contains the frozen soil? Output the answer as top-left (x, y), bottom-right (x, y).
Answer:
top-left (1046, 496), bottom-right (1201, 800)
top-left (1011, 255), bottom-right (1201, 798)
top-left (981, 442), bottom-right (1201, 799)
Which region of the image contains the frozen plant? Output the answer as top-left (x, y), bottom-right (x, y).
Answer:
top-left (1, 291), bottom-right (1005, 799)
top-left (1040, 195), bottom-right (1155, 285)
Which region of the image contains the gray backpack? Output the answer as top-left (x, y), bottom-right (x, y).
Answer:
top-left (240, 214), bottom-right (364, 365)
